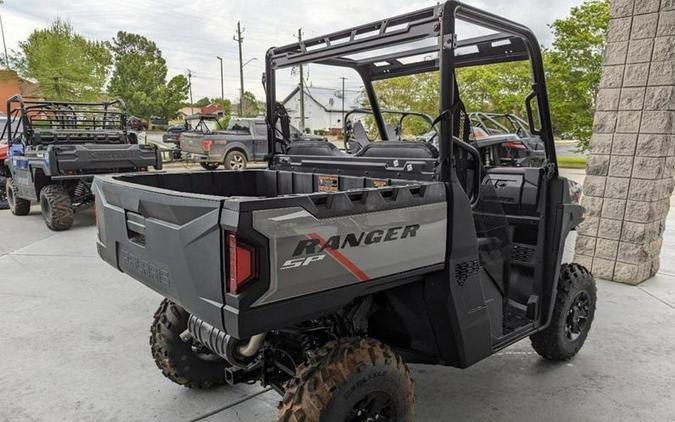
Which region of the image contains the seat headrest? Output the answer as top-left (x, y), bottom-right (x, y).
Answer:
top-left (286, 140), bottom-right (344, 156)
top-left (356, 141), bottom-right (439, 159)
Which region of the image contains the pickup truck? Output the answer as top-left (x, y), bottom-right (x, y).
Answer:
top-left (180, 116), bottom-right (324, 170)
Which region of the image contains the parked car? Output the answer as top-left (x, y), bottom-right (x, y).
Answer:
top-left (180, 116), bottom-right (324, 170)
top-left (127, 116), bottom-right (148, 131)
top-left (162, 123), bottom-right (188, 145)
top-left (1, 114), bottom-right (21, 210)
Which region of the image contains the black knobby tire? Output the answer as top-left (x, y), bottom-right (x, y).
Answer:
top-left (223, 150), bottom-right (247, 170)
top-left (6, 177), bottom-right (31, 216)
top-left (40, 184), bottom-right (74, 231)
top-left (0, 176), bottom-right (8, 210)
top-left (150, 299), bottom-right (229, 389)
top-left (200, 162), bottom-right (220, 171)
top-left (530, 263), bottom-right (597, 361)
top-left (278, 337), bottom-right (415, 422)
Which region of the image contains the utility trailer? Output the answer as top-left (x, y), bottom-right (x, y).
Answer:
top-left (95, 3), bottom-right (595, 421)
top-left (4, 96), bottom-right (161, 230)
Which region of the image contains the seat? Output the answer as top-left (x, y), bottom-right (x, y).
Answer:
top-left (351, 121), bottom-right (370, 149)
top-left (286, 140), bottom-right (346, 156)
top-left (356, 141), bottom-right (439, 159)
top-left (384, 124), bottom-right (399, 141)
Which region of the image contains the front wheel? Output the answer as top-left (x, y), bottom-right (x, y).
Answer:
top-left (6, 177), bottom-right (31, 215)
top-left (530, 263), bottom-right (596, 361)
top-left (150, 299), bottom-right (230, 389)
top-left (278, 337), bottom-right (415, 422)
top-left (223, 150), bottom-right (247, 170)
top-left (40, 184), bottom-right (74, 231)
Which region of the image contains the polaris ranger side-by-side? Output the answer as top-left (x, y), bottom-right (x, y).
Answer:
top-left (4, 96), bottom-right (162, 230)
top-left (94, 3), bottom-right (595, 421)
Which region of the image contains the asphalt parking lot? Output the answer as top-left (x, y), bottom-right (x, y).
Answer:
top-left (1, 169), bottom-right (674, 422)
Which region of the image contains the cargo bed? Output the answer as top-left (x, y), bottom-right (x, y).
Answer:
top-left (94, 170), bottom-right (448, 338)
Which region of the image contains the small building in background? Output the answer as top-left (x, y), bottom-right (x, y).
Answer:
top-left (0, 70), bottom-right (40, 114)
top-left (200, 103), bottom-right (224, 117)
top-left (282, 86), bottom-right (363, 133)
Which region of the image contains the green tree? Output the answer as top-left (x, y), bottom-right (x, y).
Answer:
top-left (457, 62), bottom-right (532, 117)
top-left (194, 96), bottom-right (211, 107)
top-left (371, 73), bottom-right (439, 137)
top-left (158, 75), bottom-right (190, 121)
top-left (107, 31), bottom-right (188, 120)
top-left (546, 0), bottom-right (609, 150)
top-left (215, 98), bottom-right (232, 128)
top-left (13, 20), bottom-right (111, 101)
top-left (240, 91), bottom-right (261, 117)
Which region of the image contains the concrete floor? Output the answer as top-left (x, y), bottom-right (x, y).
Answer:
top-left (1, 169), bottom-right (674, 421)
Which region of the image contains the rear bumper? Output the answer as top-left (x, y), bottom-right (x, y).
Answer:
top-left (53, 144), bottom-right (162, 171)
top-left (182, 151), bottom-right (216, 163)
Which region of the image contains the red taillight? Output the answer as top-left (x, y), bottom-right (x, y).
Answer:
top-left (504, 141), bottom-right (527, 150)
top-left (228, 233), bottom-right (255, 294)
top-left (201, 139), bottom-right (214, 152)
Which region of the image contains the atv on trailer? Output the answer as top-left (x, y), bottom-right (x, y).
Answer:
top-left (4, 96), bottom-right (162, 230)
top-left (94, 3), bottom-right (595, 421)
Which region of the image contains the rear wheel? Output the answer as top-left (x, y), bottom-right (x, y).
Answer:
top-left (223, 150), bottom-right (247, 170)
top-left (200, 162), bottom-right (220, 170)
top-left (278, 337), bottom-right (415, 422)
top-left (150, 299), bottom-right (230, 389)
top-left (6, 178), bottom-right (31, 216)
top-left (0, 176), bottom-right (8, 210)
top-left (40, 184), bottom-right (74, 231)
top-left (530, 263), bottom-right (596, 361)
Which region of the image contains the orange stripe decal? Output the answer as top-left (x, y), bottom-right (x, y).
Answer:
top-left (306, 233), bottom-right (370, 282)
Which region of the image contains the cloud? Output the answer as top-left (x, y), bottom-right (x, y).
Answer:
top-left (2, 0), bottom-right (584, 102)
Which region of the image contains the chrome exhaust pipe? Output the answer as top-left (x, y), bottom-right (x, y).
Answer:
top-left (187, 314), bottom-right (267, 367)
top-left (237, 333), bottom-right (267, 357)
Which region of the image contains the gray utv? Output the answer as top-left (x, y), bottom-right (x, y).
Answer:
top-left (94, 2), bottom-right (595, 421)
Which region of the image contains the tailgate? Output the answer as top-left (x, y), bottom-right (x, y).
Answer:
top-left (179, 133), bottom-right (205, 154)
top-left (53, 143), bottom-right (162, 171)
top-left (93, 176), bottom-right (226, 329)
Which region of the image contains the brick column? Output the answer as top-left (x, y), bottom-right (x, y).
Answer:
top-left (574, 0), bottom-right (675, 284)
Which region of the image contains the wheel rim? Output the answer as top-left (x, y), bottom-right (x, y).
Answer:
top-left (229, 154), bottom-right (245, 170)
top-left (565, 291), bottom-right (590, 341)
top-left (348, 391), bottom-right (397, 422)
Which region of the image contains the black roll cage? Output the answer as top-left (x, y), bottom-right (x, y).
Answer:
top-left (264, 0), bottom-right (558, 182)
top-left (4, 95), bottom-right (128, 146)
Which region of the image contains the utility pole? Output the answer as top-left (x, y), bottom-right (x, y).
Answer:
top-left (296, 28), bottom-right (305, 132)
top-left (0, 1), bottom-right (9, 69)
top-left (216, 56), bottom-right (224, 114)
top-left (340, 77), bottom-right (347, 129)
top-left (234, 21), bottom-right (245, 116)
top-left (187, 69), bottom-right (194, 115)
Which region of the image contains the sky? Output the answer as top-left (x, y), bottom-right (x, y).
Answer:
top-left (1, 0), bottom-right (586, 102)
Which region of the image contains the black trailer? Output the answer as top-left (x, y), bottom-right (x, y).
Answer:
top-left (4, 96), bottom-right (161, 230)
top-left (94, 3), bottom-right (594, 421)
